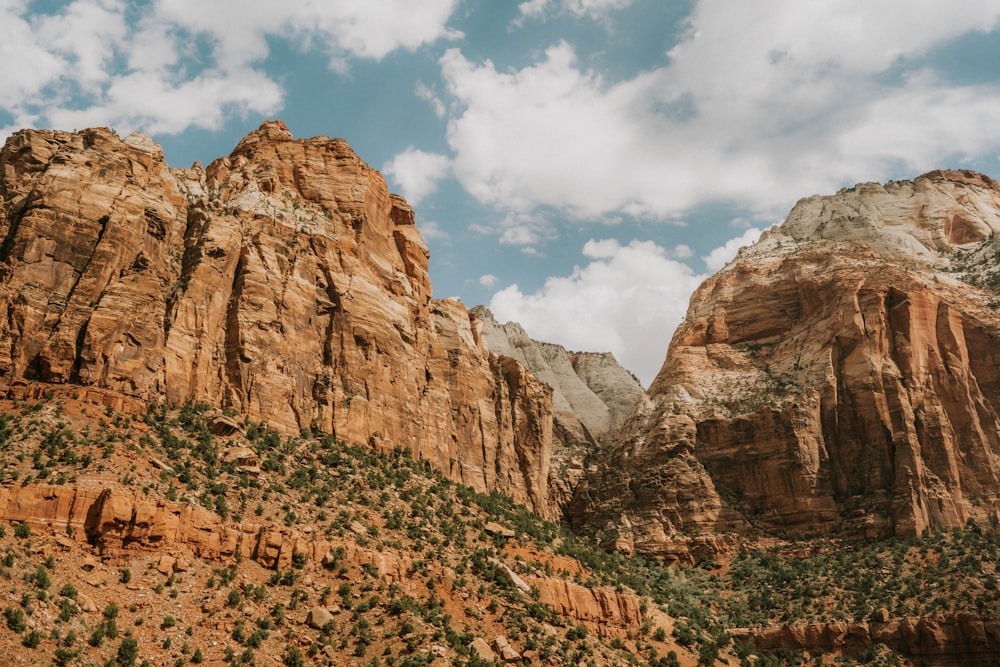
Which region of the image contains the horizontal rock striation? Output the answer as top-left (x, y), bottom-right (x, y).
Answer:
top-left (571, 171), bottom-right (1000, 556)
top-left (0, 481), bottom-right (650, 637)
top-left (0, 122), bottom-right (556, 516)
top-left (730, 615), bottom-right (1000, 667)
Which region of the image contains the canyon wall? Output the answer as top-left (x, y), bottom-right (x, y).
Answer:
top-left (571, 171), bottom-right (1000, 557)
top-left (0, 122), bottom-right (556, 516)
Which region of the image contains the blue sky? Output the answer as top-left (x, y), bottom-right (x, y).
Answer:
top-left (3, 0), bottom-right (1000, 385)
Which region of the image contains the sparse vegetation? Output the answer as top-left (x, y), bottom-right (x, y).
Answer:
top-left (0, 394), bottom-right (993, 666)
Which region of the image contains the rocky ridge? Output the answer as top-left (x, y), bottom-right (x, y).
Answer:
top-left (471, 305), bottom-right (644, 446)
top-left (471, 306), bottom-right (646, 510)
top-left (571, 170), bottom-right (1000, 558)
top-left (0, 122), bottom-right (556, 517)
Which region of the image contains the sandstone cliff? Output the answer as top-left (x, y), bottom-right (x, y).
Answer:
top-left (472, 306), bottom-right (645, 511)
top-left (730, 615), bottom-right (1000, 667)
top-left (571, 170), bottom-right (1000, 557)
top-left (0, 122), bottom-right (556, 516)
top-left (471, 305), bottom-right (644, 446)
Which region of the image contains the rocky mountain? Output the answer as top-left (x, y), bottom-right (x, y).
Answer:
top-left (0, 122), bottom-right (557, 517)
top-left (471, 306), bottom-right (646, 509)
top-left (570, 170), bottom-right (1000, 560)
top-left (3, 121), bottom-right (1000, 665)
top-left (471, 305), bottom-right (644, 447)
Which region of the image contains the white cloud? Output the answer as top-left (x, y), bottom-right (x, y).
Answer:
top-left (147, 0), bottom-right (462, 67)
top-left (516, 0), bottom-right (631, 22)
top-left (563, 0), bottom-right (632, 17)
top-left (383, 149), bottom-right (452, 206)
top-left (493, 213), bottom-right (558, 255)
top-left (418, 221), bottom-right (449, 240)
top-left (415, 81), bottom-right (446, 118)
top-left (701, 227), bottom-right (762, 272)
top-left (46, 68), bottom-right (283, 135)
top-left (479, 274), bottom-right (499, 288)
top-left (441, 2), bottom-right (1000, 222)
top-left (516, 0), bottom-right (550, 21)
top-left (490, 238), bottom-right (706, 386)
top-left (0, 2), bottom-right (69, 105)
top-left (671, 244), bottom-right (693, 259)
top-left (500, 226), bottom-right (542, 246)
top-left (34, 0), bottom-right (127, 92)
top-left (0, 0), bottom-right (461, 139)
top-left (489, 228), bottom-right (774, 385)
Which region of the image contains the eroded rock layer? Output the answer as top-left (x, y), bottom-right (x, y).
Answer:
top-left (472, 305), bottom-right (644, 446)
top-left (571, 171), bottom-right (1000, 557)
top-left (0, 481), bottom-right (651, 639)
top-left (471, 306), bottom-right (646, 510)
top-left (0, 122), bottom-right (556, 516)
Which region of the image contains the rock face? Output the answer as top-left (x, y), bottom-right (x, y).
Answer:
top-left (730, 615), bottom-right (1000, 667)
top-left (0, 122), bottom-right (556, 516)
top-left (472, 306), bottom-right (645, 511)
top-left (472, 306), bottom-right (644, 446)
top-left (571, 171), bottom-right (1000, 557)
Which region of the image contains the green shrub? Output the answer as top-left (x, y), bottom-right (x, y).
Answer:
top-left (283, 646), bottom-right (305, 667)
top-left (116, 637), bottom-right (139, 667)
top-left (4, 606), bottom-right (26, 632)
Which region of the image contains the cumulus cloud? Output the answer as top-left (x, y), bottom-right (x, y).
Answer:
top-left (479, 274), bottom-right (499, 288)
top-left (516, 0), bottom-right (631, 22)
top-left (442, 1), bottom-right (1000, 222)
top-left (417, 221), bottom-right (449, 240)
top-left (0, 0), bottom-right (461, 138)
top-left (383, 149), bottom-right (452, 206)
top-left (150, 0), bottom-right (462, 67)
top-left (701, 227), bottom-right (763, 272)
top-left (489, 238), bottom-right (711, 386)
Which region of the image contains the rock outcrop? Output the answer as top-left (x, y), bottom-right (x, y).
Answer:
top-left (472, 306), bottom-right (645, 511)
top-left (0, 122), bottom-right (556, 516)
top-left (472, 306), bottom-right (644, 446)
top-left (571, 170), bottom-right (1000, 557)
top-left (730, 615), bottom-right (1000, 667)
top-left (0, 480), bottom-right (653, 638)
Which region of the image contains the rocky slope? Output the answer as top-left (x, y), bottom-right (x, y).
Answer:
top-left (0, 396), bottom-right (698, 667)
top-left (0, 122), bottom-right (557, 517)
top-left (730, 615), bottom-right (1000, 667)
top-left (570, 170), bottom-right (1000, 558)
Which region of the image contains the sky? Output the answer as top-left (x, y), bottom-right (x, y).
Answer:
top-left (3, 1), bottom-right (1000, 386)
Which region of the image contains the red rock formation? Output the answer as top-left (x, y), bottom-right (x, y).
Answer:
top-left (0, 481), bottom-right (655, 639)
top-left (571, 171), bottom-right (1000, 556)
top-left (730, 615), bottom-right (1000, 667)
top-left (0, 122), bottom-right (556, 516)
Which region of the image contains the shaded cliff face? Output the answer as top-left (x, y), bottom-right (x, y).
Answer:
top-left (471, 305), bottom-right (644, 446)
top-left (471, 306), bottom-right (646, 512)
top-left (571, 170), bottom-right (1000, 557)
top-left (0, 122), bottom-right (556, 516)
